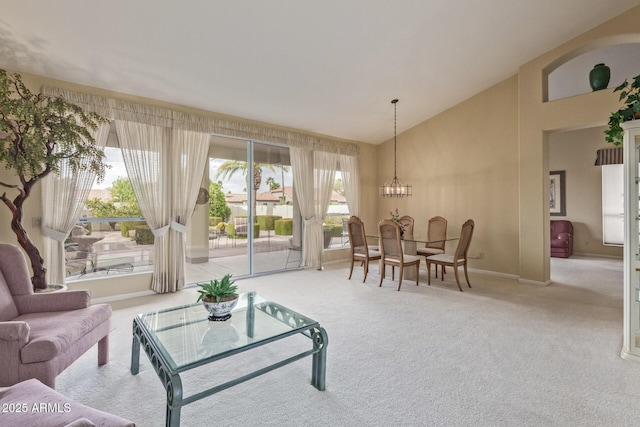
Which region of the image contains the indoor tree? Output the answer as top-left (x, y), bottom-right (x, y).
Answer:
top-left (0, 70), bottom-right (107, 290)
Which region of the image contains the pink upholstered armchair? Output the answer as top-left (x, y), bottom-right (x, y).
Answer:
top-left (0, 243), bottom-right (112, 389)
top-left (550, 220), bottom-right (573, 258)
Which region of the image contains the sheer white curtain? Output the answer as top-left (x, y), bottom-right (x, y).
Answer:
top-left (115, 120), bottom-right (171, 293)
top-left (41, 122), bottom-right (110, 285)
top-left (290, 147), bottom-right (338, 269)
top-left (339, 154), bottom-right (360, 217)
top-left (168, 129), bottom-right (209, 291)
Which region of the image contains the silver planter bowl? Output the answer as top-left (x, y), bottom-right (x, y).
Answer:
top-left (202, 296), bottom-right (239, 321)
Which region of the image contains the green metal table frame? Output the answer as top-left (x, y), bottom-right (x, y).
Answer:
top-left (130, 295), bottom-right (328, 427)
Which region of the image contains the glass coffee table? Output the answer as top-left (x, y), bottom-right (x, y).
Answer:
top-left (131, 292), bottom-right (328, 427)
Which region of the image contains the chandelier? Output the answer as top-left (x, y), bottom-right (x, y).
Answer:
top-left (379, 99), bottom-right (412, 197)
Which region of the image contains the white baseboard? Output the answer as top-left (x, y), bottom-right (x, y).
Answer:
top-left (92, 289), bottom-right (156, 304)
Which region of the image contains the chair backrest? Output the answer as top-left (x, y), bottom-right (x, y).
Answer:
top-left (379, 219), bottom-right (403, 261)
top-left (453, 219), bottom-right (475, 260)
top-left (550, 220), bottom-right (573, 238)
top-left (0, 243), bottom-right (33, 321)
top-left (398, 215), bottom-right (414, 238)
top-left (426, 216), bottom-right (447, 250)
top-left (347, 216), bottom-right (369, 256)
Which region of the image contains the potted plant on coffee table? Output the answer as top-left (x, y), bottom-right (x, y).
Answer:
top-left (196, 274), bottom-right (239, 321)
top-left (605, 73), bottom-right (640, 146)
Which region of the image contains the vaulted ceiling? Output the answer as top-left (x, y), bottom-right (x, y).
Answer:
top-left (1, 1), bottom-right (639, 144)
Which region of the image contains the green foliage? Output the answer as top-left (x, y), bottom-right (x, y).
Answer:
top-left (334, 178), bottom-right (344, 196)
top-left (134, 225), bottom-right (154, 245)
top-left (266, 176), bottom-right (280, 190)
top-left (208, 181), bottom-right (230, 220)
top-left (110, 177), bottom-right (136, 204)
top-left (275, 218), bottom-right (293, 235)
top-left (0, 70), bottom-right (108, 185)
top-left (256, 215), bottom-right (282, 231)
top-left (605, 74), bottom-right (640, 146)
top-left (85, 197), bottom-right (118, 218)
top-left (196, 274), bottom-right (238, 303)
top-left (227, 222), bottom-right (236, 236)
top-left (209, 216), bottom-right (223, 227)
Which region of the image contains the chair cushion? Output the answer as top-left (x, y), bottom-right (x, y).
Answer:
top-left (416, 248), bottom-right (445, 256)
top-left (354, 250), bottom-right (381, 259)
top-left (428, 254), bottom-right (465, 263)
top-left (0, 269), bottom-right (19, 321)
top-left (384, 254), bottom-right (420, 263)
top-left (17, 304), bottom-right (111, 364)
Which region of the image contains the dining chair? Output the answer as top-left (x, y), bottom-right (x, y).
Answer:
top-left (416, 216), bottom-right (447, 277)
top-left (398, 215), bottom-right (414, 239)
top-left (378, 219), bottom-right (420, 291)
top-left (347, 216), bottom-right (381, 282)
top-left (426, 219), bottom-right (475, 292)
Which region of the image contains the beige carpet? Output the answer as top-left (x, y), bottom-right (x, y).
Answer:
top-left (56, 255), bottom-right (640, 426)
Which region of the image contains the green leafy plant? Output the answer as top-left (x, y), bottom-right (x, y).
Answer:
top-left (605, 74), bottom-right (640, 146)
top-left (0, 69), bottom-right (108, 290)
top-left (196, 274), bottom-right (238, 303)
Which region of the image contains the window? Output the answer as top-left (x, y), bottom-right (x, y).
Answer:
top-left (66, 146), bottom-right (153, 280)
top-left (602, 164), bottom-right (624, 246)
top-left (323, 171), bottom-right (350, 249)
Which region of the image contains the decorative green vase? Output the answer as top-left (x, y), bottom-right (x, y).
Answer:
top-left (589, 63), bottom-right (610, 91)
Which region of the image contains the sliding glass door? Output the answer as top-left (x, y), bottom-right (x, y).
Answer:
top-left (186, 135), bottom-right (300, 283)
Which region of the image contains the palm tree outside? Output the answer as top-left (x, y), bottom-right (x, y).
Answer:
top-left (214, 160), bottom-right (277, 217)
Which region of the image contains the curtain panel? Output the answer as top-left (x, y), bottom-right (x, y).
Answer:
top-left (41, 122), bottom-right (110, 285)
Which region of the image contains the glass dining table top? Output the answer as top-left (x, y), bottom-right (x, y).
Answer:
top-left (366, 235), bottom-right (459, 244)
top-left (134, 292), bottom-right (319, 372)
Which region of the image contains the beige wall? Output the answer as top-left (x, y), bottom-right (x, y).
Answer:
top-left (549, 127), bottom-right (623, 258)
top-left (518, 5), bottom-right (640, 283)
top-left (375, 76), bottom-right (521, 275)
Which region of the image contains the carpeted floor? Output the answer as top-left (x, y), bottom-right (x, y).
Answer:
top-left (56, 255), bottom-right (640, 426)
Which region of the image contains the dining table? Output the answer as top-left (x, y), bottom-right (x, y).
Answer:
top-left (366, 234), bottom-right (459, 280)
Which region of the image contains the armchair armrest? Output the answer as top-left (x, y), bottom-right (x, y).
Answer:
top-left (0, 321), bottom-right (30, 344)
top-left (14, 290), bottom-right (91, 314)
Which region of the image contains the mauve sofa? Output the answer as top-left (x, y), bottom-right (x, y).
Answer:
top-left (550, 220), bottom-right (573, 258)
top-left (0, 243), bottom-right (112, 389)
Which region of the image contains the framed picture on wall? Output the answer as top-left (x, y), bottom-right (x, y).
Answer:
top-left (550, 170), bottom-right (566, 216)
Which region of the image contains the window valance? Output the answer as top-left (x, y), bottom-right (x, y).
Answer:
top-left (42, 86), bottom-right (359, 156)
top-left (594, 147), bottom-right (623, 166)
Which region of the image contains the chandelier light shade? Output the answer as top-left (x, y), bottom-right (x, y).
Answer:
top-left (379, 99), bottom-right (412, 197)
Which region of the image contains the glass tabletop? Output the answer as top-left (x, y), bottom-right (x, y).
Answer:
top-left (366, 235), bottom-right (459, 244)
top-left (135, 292), bottom-right (318, 372)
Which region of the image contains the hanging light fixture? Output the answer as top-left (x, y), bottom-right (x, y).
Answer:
top-left (379, 99), bottom-right (412, 197)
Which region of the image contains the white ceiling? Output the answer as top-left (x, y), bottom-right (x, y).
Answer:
top-left (1, 0), bottom-right (639, 144)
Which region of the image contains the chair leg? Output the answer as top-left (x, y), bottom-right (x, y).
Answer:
top-left (98, 334), bottom-right (109, 365)
top-left (427, 261), bottom-right (431, 286)
top-left (379, 263), bottom-right (385, 287)
top-left (363, 259), bottom-right (369, 283)
top-left (463, 263), bottom-right (471, 288)
top-left (453, 266), bottom-right (463, 292)
top-left (348, 258), bottom-right (355, 280)
top-left (415, 262), bottom-right (420, 286)
top-left (397, 265), bottom-right (403, 291)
